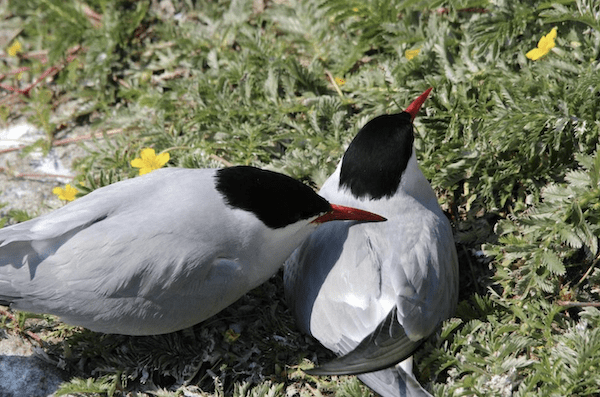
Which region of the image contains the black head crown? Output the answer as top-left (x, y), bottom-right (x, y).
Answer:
top-left (215, 166), bottom-right (330, 229)
top-left (339, 88), bottom-right (432, 200)
top-left (339, 112), bottom-right (414, 200)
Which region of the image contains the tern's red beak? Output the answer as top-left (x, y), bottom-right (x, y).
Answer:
top-left (312, 204), bottom-right (387, 224)
top-left (405, 87), bottom-right (433, 120)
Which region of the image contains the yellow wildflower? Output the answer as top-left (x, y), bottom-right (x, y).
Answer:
top-left (131, 148), bottom-right (170, 175)
top-left (334, 77), bottom-right (346, 86)
top-left (352, 7), bottom-right (359, 12)
top-left (53, 184), bottom-right (78, 201)
top-left (7, 40), bottom-right (22, 57)
top-left (526, 28), bottom-right (557, 60)
top-left (405, 48), bottom-right (420, 60)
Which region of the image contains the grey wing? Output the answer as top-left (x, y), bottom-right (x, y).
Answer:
top-left (391, 216), bottom-right (458, 341)
top-left (284, 221), bottom-right (353, 335)
top-left (0, 193), bottom-right (118, 304)
top-left (285, 221), bottom-right (399, 353)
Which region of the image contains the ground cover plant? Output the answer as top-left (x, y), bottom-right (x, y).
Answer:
top-left (1, 0), bottom-right (600, 395)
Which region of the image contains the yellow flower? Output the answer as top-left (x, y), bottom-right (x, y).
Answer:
top-left (53, 184), bottom-right (78, 201)
top-left (352, 7), bottom-right (359, 12)
top-left (526, 28), bottom-right (557, 60)
top-left (405, 48), bottom-right (420, 60)
top-left (334, 77), bottom-right (346, 86)
top-left (131, 148), bottom-right (170, 175)
top-left (7, 40), bottom-right (22, 57)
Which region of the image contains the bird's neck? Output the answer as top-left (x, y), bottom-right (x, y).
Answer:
top-left (242, 220), bottom-right (319, 288)
top-left (398, 154), bottom-right (440, 211)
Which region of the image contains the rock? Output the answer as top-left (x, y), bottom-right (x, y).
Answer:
top-left (0, 332), bottom-right (65, 397)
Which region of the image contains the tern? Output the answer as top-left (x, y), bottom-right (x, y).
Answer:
top-left (284, 89), bottom-right (458, 396)
top-left (0, 166), bottom-right (385, 335)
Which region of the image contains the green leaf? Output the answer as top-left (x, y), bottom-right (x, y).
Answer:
top-left (542, 250), bottom-right (566, 276)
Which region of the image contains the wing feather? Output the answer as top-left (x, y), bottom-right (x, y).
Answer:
top-left (306, 308), bottom-right (424, 375)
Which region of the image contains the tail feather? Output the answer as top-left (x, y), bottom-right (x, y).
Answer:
top-left (357, 359), bottom-right (433, 397)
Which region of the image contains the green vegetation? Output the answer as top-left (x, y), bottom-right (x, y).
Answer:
top-left (1, 0), bottom-right (600, 395)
